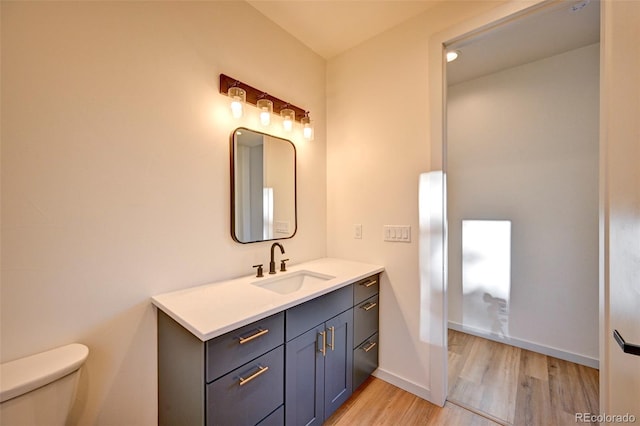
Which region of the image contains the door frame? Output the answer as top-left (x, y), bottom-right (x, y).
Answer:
top-left (426, 0), bottom-right (608, 409)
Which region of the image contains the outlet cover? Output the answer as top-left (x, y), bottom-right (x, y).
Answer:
top-left (354, 224), bottom-right (362, 239)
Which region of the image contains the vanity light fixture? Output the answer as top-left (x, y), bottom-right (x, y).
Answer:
top-left (301, 112), bottom-right (314, 140)
top-left (219, 74), bottom-right (311, 137)
top-left (228, 86), bottom-right (246, 118)
top-left (257, 97), bottom-right (273, 127)
top-left (281, 107), bottom-right (295, 132)
top-left (446, 50), bottom-right (460, 63)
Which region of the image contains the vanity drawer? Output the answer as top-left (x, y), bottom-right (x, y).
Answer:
top-left (206, 312), bottom-right (284, 382)
top-left (354, 294), bottom-right (379, 347)
top-left (256, 405), bottom-right (284, 426)
top-left (353, 274), bottom-right (379, 305)
top-left (353, 333), bottom-right (378, 390)
top-left (285, 285), bottom-right (352, 341)
top-left (206, 345), bottom-right (284, 426)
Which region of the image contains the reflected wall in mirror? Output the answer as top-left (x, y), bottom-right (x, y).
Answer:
top-left (231, 128), bottom-right (297, 243)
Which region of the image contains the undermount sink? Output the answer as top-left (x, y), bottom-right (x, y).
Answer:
top-left (251, 270), bottom-right (335, 295)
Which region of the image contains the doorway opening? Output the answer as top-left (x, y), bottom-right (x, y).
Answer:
top-left (443, 1), bottom-right (600, 422)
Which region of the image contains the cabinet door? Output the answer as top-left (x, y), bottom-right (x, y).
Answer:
top-left (285, 325), bottom-right (325, 426)
top-left (323, 309), bottom-right (353, 420)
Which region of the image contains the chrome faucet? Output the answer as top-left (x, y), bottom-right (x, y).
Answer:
top-left (269, 243), bottom-right (285, 274)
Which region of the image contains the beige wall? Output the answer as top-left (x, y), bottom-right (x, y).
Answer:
top-left (447, 44), bottom-right (600, 364)
top-left (1, 2), bottom-right (325, 424)
top-left (326, 0), bottom-right (505, 399)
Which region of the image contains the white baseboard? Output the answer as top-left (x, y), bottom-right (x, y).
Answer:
top-left (448, 321), bottom-right (599, 369)
top-left (372, 368), bottom-right (434, 403)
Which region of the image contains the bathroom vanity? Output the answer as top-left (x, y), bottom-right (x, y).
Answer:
top-left (152, 258), bottom-right (383, 426)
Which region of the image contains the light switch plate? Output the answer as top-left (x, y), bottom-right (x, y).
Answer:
top-left (384, 225), bottom-right (411, 242)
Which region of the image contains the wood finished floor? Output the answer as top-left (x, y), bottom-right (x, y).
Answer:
top-left (448, 330), bottom-right (599, 425)
top-left (325, 330), bottom-right (599, 426)
top-left (325, 377), bottom-right (499, 426)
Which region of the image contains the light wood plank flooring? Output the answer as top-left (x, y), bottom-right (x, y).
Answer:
top-left (448, 329), bottom-right (599, 426)
top-left (326, 330), bottom-right (599, 425)
top-left (325, 377), bottom-right (499, 426)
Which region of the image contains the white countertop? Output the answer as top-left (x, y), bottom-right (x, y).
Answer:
top-left (151, 258), bottom-right (384, 341)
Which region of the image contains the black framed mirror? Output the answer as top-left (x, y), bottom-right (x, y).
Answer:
top-left (230, 128), bottom-right (297, 243)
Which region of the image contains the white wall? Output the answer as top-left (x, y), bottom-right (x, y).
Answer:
top-left (446, 44), bottom-right (600, 364)
top-left (326, 0), bottom-right (505, 401)
top-left (0, 2), bottom-right (326, 424)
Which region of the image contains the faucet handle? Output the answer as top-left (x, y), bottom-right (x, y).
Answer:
top-left (253, 264), bottom-right (264, 278)
top-left (280, 259), bottom-right (289, 272)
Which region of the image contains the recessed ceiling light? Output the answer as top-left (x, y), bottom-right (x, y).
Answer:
top-left (446, 50), bottom-right (460, 63)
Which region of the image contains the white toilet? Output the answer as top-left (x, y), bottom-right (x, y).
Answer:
top-left (0, 343), bottom-right (89, 426)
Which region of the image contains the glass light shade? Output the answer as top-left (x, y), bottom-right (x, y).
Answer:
top-left (301, 113), bottom-right (314, 140)
top-left (281, 108), bottom-right (295, 132)
top-left (257, 99), bottom-right (273, 126)
top-left (446, 50), bottom-right (460, 63)
top-left (228, 86), bottom-right (246, 118)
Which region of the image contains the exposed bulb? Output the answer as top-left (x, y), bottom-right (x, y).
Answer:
top-left (301, 112), bottom-right (314, 140)
top-left (281, 108), bottom-right (295, 132)
top-left (260, 111), bottom-right (271, 126)
top-left (303, 126), bottom-right (313, 140)
top-left (283, 118), bottom-right (293, 132)
top-left (257, 98), bottom-right (273, 126)
top-left (231, 98), bottom-right (243, 118)
top-left (228, 86), bottom-right (246, 119)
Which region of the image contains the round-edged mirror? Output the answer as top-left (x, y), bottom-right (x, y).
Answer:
top-left (230, 128), bottom-right (297, 243)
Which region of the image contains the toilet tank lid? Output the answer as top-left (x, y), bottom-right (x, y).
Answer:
top-left (0, 343), bottom-right (89, 403)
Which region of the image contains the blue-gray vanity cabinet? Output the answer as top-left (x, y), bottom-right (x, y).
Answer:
top-left (157, 273), bottom-right (380, 426)
top-left (158, 311), bottom-right (285, 426)
top-left (284, 309), bottom-right (353, 426)
top-left (352, 274), bottom-right (380, 390)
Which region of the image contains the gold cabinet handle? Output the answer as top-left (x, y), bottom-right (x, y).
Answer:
top-left (363, 341), bottom-right (377, 353)
top-left (362, 302), bottom-right (378, 311)
top-left (238, 328), bottom-right (269, 344)
top-left (238, 365), bottom-right (269, 386)
top-left (318, 331), bottom-right (326, 356)
top-left (327, 326), bottom-right (335, 351)
top-left (361, 279), bottom-right (377, 288)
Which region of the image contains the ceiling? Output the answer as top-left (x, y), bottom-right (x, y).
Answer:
top-left (447, 0), bottom-right (600, 84)
top-left (247, 0), bottom-right (443, 59)
top-left (247, 0), bottom-right (600, 85)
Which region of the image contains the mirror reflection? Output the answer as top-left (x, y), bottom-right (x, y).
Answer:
top-left (231, 128), bottom-right (297, 243)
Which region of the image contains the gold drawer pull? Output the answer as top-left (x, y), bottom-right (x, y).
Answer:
top-left (361, 302), bottom-right (377, 311)
top-left (361, 279), bottom-right (377, 288)
top-left (363, 341), bottom-right (377, 353)
top-left (238, 328), bottom-right (269, 344)
top-left (238, 365), bottom-right (269, 386)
